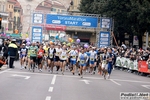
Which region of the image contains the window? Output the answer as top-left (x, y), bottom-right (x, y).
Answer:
top-left (9, 12), bottom-right (12, 17)
top-left (17, 17), bottom-right (20, 24)
top-left (14, 16), bottom-right (16, 24)
top-left (0, 5), bottom-right (1, 12)
top-left (14, 9), bottom-right (17, 12)
top-left (51, 8), bottom-right (56, 12)
top-left (8, 22), bottom-right (12, 30)
top-left (3, 5), bottom-right (5, 12)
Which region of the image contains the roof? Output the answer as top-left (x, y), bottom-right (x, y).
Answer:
top-left (36, 0), bottom-right (66, 10)
top-left (7, 0), bottom-right (22, 8)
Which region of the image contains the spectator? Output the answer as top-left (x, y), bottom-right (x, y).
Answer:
top-left (8, 39), bottom-right (18, 68)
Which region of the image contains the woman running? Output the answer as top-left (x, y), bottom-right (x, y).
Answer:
top-left (78, 49), bottom-right (88, 78)
top-left (55, 44), bottom-right (62, 73)
top-left (89, 47), bottom-right (97, 75)
top-left (59, 45), bottom-right (68, 75)
top-left (47, 44), bottom-right (56, 74)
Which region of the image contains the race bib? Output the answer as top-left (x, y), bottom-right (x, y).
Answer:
top-left (62, 56), bottom-right (65, 58)
top-left (32, 50), bottom-right (35, 54)
top-left (80, 60), bottom-right (84, 64)
top-left (57, 52), bottom-right (60, 55)
top-left (72, 56), bottom-right (76, 58)
top-left (102, 60), bottom-right (107, 64)
top-left (22, 52), bottom-right (26, 55)
top-left (39, 52), bottom-right (43, 56)
top-left (90, 58), bottom-right (94, 61)
top-left (49, 54), bottom-right (53, 58)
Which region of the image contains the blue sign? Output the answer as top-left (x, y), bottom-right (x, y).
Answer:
top-left (32, 13), bottom-right (44, 24)
top-left (32, 26), bottom-right (43, 43)
top-left (100, 18), bottom-right (111, 29)
top-left (99, 31), bottom-right (110, 47)
top-left (46, 14), bottom-right (98, 28)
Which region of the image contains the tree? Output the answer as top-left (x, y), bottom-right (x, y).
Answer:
top-left (79, 0), bottom-right (150, 48)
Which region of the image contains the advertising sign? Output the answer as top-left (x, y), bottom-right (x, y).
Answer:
top-left (32, 26), bottom-right (43, 43)
top-left (133, 35), bottom-right (139, 46)
top-left (45, 24), bottom-right (66, 31)
top-left (33, 13), bottom-right (44, 24)
top-left (46, 14), bottom-right (98, 28)
top-left (100, 18), bottom-right (111, 29)
top-left (99, 31), bottom-right (110, 47)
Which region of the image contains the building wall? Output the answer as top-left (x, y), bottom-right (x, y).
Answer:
top-left (14, 7), bottom-right (22, 33)
top-left (0, 0), bottom-right (9, 34)
top-left (6, 1), bottom-right (15, 33)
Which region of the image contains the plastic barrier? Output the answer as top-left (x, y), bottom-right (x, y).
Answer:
top-left (115, 57), bottom-right (138, 71)
top-left (138, 61), bottom-right (150, 74)
top-left (115, 57), bottom-right (150, 74)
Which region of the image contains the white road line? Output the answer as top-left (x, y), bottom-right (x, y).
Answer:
top-left (5, 71), bottom-right (150, 84)
top-left (48, 87), bottom-right (53, 92)
top-left (51, 75), bottom-right (57, 85)
top-left (113, 79), bottom-right (150, 84)
top-left (141, 85), bottom-right (150, 89)
top-left (0, 69), bottom-right (11, 74)
top-left (45, 96), bottom-right (51, 100)
top-left (110, 79), bottom-right (121, 86)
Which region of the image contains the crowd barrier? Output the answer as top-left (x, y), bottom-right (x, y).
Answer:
top-left (115, 57), bottom-right (150, 75)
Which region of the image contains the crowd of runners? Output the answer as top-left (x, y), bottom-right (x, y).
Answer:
top-left (1, 38), bottom-right (150, 78)
top-left (18, 41), bottom-right (116, 79)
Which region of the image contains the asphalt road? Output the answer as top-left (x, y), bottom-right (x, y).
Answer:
top-left (0, 61), bottom-right (150, 100)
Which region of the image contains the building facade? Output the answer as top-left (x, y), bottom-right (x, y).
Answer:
top-left (6, 0), bottom-right (15, 33)
top-left (0, 0), bottom-right (9, 34)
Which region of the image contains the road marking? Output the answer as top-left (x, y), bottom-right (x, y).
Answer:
top-left (45, 96), bottom-right (51, 100)
top-left (0, 69), bottom-right (11, 74)
top-left (110, 79), bottom-right (121, 86)
top-left (48, 87), bottom-right (53, 92)
top-left (12, 74), bottom-right (30, 79)
top-left (113, 79), bottom-right (150, 84)
top-left (141, 85), bottom-right (150, 89)
top-left (80, 80), bottom-right (91, 84)
top-left (51, 75), bottom-right (56, 84)
top-left (5, 70), bottom-right (150, 84)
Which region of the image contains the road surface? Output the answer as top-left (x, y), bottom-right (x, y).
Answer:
top-left (0, 61), bottom-right (150, 100)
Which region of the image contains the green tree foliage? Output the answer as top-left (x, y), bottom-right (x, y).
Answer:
top-left (79, 0), bottom-right (150, 47)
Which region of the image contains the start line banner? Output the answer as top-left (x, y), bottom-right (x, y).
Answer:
top-left (115, 57), bottom-right (138, 71)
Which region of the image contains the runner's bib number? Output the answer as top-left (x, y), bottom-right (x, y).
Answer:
top-left (32, 50), bottom-right (36, 54)
top-left (49, 54), bottom-right (53, 58)
top-left (102, 60), bottom-right (107, 64)
top-left (72, 56), bottom-right (76, 59)
top-left (80, 60), bottom-right (85, 64)
top-left (90, 58), bottom-right (94, 61)
top-left (62, 56), bottom-right (65, 58)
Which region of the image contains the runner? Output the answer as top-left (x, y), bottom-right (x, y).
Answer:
top-left (69, 46), bottom-right (78, 75)
top-left (107, 48), bottom-right (114, 79)
top-left (28, 42), bottom-right (38, 72)
top-left (100, 48), bottom-right (108, 79)
top-left (78, 49), bottom-right (88, 78)
top-left (59, 45), bottom-right (68, 75)
top-left (37, 44), bottom-right (45, 72)
top-left (47, 44), bottom-right (56, 74)
top-left (20, 44), bottom-right (27, 70)
top-left (43, 43), bottom-right (49, 70)
top-left (89, 47), bottom-right (97, 75)
top-left (55, 44), bottom-right (62, 73)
